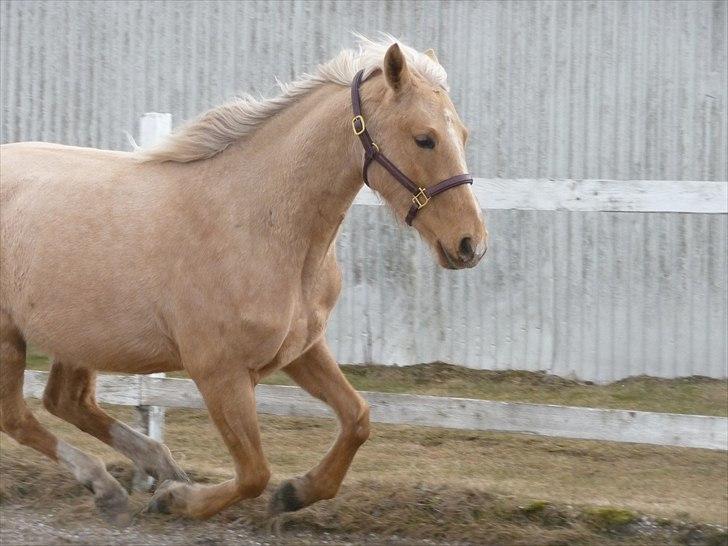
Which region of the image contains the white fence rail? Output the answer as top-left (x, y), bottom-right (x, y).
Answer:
top-left (355, 179), bottom-right (728, 214)
top-left (22, 370), bottom-right (727, 451)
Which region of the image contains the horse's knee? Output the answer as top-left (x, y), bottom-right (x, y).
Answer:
top-left (237, 466), bottom-right (271, 498)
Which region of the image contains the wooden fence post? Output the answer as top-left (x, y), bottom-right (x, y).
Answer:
top-left (132, 112), bottom-right (172, 491)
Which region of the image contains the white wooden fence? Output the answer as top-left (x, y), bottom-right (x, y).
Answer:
top-left (22, 370), bottom-right (727, 451)
top-left (355, 178), bottom-right (728, 214)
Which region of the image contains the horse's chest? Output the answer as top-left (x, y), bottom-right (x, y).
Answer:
top-left (293, 275), bottom-right (340, 347)
top-left (269, 261), bottom-right (341, 369)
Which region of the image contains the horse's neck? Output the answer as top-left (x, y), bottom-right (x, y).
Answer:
top-left (201, 83), bottom-right (363, 258)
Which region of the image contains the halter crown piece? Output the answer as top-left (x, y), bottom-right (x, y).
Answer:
top-left (350, 69), bottom-right (474, 225)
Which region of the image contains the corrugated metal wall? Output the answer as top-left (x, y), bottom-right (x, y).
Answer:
top-left (1, 0), bottom-right (725, 180)
top-left (1, 0), bottom-right (726, 380)
top-left (330, 207), bottom-right (727, 382)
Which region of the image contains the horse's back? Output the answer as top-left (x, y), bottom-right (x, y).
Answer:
top-left (1, 141), bottom-right (130, 168)
top-left (1, 141), bottom-right (139, 267)
top-left (1, 142), bottom-right (133, 210)
top-left (0, 142), bottom-right (176, 370)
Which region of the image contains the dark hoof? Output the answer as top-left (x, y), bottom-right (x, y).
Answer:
top-left (269, 479), bottom-right (306, 515)
top-left (146, 495), bottom-right (171, 515)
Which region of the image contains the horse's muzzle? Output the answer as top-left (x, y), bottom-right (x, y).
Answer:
top-left (438, 239), bottom-right (486, 270)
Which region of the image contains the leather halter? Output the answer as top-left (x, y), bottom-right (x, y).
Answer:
top-left (350, 69), bottom-right (473, 225)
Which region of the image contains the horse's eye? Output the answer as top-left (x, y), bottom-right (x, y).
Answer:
top-left (414, 135), bottom-right (436, 149)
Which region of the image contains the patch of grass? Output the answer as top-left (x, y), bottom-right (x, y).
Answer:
top-left (518, 501), bottom-right (570, 529)
top-left (522, 500), bottom-right (550, 514)
top-left (583, 507), bottom-right (637, 532)
top-left (26, 346), bottom-right (51, 370)
top-left (25, 346), bottom-right (727, 416)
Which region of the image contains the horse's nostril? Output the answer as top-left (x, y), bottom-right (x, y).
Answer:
top-left (458, 237), bottom-right (474, 261)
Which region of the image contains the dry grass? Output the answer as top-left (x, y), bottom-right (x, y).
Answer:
top-left (26, 349), bottom-right (728, 416)
top-left (1, 400), bottom-right (726, 545)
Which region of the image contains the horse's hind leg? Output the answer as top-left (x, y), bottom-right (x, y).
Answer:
top-left (270, 340), bottom-right (370, 514)
top-left (43, 360), bottom-right (189, 484)
top-left (0, 311), bottom-right (130, 525)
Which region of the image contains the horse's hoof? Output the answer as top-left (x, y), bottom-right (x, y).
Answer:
top-left (95, 484), bottom-right (132, 527)
top-left (146, 479), bottom-right (189, 516)
top-left (269, 479), bottom-right (306, 515)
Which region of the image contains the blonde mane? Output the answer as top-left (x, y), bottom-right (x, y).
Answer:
top-left (138, 35), bottom-right (448, 163)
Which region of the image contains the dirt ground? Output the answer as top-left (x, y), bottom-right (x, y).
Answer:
top-left (1, 401), bottom-right (726, 545)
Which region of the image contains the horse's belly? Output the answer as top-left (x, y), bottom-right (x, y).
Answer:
top-left (13, 291), bottom-right (179, 372)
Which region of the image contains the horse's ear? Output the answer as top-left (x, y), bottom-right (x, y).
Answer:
top-left (384, 43), bottom-right (411, 92)
top-left (424, 48), bottom-right (439, 64)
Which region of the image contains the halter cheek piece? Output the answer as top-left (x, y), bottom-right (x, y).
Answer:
top-left (350, 69), bottom-right (473, 225)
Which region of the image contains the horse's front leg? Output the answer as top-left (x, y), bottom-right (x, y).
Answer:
top-left (270, 340), bottom-right (370, 514)
top-left (147, 357), bottom-right (270, 518)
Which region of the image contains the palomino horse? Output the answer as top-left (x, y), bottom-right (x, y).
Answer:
top-left (0, 38), bottom-right (486, 524)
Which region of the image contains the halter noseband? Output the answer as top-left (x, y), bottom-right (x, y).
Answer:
top-left (350, 69), bottom-right (473, 225)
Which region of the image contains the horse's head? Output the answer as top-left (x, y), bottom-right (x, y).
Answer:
top-left (360, 43), bottom-right (487, 270)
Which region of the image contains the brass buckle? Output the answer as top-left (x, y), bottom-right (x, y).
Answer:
top-left (412, 187), bottom-right (430, 209)
top-left (352, 115), bottom-right (366, 135)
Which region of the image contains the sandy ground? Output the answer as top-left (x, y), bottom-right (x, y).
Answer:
top-left (1, 402), bottom-right (726, 545)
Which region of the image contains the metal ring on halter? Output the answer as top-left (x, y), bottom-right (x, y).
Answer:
top-left (351, 115), bottom-right (366, 135)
